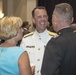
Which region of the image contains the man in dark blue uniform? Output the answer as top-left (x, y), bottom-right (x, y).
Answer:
top-left (41, 3), bottom-right (76, 75)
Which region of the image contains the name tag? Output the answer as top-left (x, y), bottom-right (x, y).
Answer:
top-left (26, 46), bottom-right (35, 48)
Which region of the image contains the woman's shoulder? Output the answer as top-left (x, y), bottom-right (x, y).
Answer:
top-left (8, 47), bottom-right (26, 57)
top-left (3, 46), bottom-right (26, 54)
top-left (9, 46), bottom-right (25, 51)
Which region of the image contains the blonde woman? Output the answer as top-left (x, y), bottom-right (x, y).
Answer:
top-left (0, 16), bottom-right (32, 75)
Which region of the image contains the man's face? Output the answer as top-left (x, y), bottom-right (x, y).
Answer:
top-left (33, 9), bottom-right (48, 32)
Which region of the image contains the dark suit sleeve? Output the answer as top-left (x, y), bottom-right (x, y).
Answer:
top-left (41, 39), bottom-right (62, 75)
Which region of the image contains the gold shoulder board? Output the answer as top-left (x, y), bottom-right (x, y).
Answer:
top-left (48, 31), bottom-right (57, 36)
top-left (24, 32), bottom-right (34, 38)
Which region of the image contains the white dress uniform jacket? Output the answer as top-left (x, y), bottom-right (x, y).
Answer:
top-left (20, 29), bottom-right (56, 75)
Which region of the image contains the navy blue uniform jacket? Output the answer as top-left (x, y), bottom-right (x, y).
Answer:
top-left (41, 27), bottom-right (76, 75)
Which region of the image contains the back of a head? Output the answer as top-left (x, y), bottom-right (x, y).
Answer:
top-left (0, 16), bottom-right (22, 40)
top-left (53, 3), bottom-right (73, 23)
top-left (22, 21), bottom-right (29, 28)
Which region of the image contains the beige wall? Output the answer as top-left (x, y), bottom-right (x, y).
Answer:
top-left (13, 0), bottom-right (27, 21)
top-left (3, 0), bottom-right (7, 16)
top-left (0, 0), bottom-right (2, 12)
top-left (7, 0), bottom-right (13, 16)
top-left (0, 0), bottom-right (4, 18)
top-left (26, 0), bottom-right (37, 24)
top-left (3, 0), bottom-right (37, 24)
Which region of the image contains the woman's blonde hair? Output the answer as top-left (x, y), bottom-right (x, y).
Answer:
top-left (0, 16), bottom-right (22, 40)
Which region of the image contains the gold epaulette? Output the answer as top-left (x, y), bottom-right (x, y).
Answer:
top-left (48, 31), bottom-right (57, 36)
top-left (24, 32), bottom-right (34, 38)
top-left (73, 30), bottom-right (76, 32)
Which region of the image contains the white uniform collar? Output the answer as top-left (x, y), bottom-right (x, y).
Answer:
top-left (34, 29), bottom-right (51, 45)
top-left (35, 29), bottom-right (48, 38)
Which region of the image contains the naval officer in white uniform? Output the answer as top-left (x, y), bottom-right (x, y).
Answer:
top-left (20, 6), bottom-right (56, 75)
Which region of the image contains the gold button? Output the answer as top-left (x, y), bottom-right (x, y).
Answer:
top-left (39, 38), bottom-right (41, 40)
top-left (37, 58), bottom-right (40, 61)
top-left (38, 48), bottom-right (40, 50)
top-left (37, 70), bottom-right (39, 73)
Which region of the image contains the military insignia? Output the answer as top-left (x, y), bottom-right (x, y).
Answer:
top-left (48, 31), bottom-right (57, 36)
top-left (26, 46), bottom-right (35, 48)
top-left (24, 32), bottom-right (34, 38)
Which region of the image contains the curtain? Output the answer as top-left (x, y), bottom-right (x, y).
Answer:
top-left (38, 0), bottom-right (76, 26)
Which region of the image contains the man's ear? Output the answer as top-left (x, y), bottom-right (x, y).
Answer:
top-left (71, 17), bottom-right (74, 23)
top-left (54, 15), bottom-right (58, 25)
top-left (47, 15), bottom-right (49, 20)
top-left (32, 18), bottom-right (35, 24)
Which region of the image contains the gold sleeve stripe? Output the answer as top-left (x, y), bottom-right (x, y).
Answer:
top-left (48, 31), bottom-right (57, 36)
top-left (24, 32), bottom-right (34, 38)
